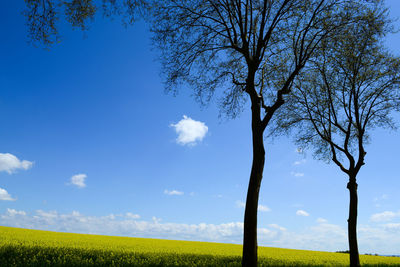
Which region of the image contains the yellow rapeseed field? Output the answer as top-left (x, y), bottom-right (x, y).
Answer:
top-left (0, 226), bottom-right (399, 266)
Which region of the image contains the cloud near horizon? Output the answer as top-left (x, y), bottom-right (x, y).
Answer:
top-left (317, 218), bottom-right (328, 224)
top-left (0, 188), bottom-right (16, 201)
top-left (170, 115), bottom-right (208, 146)
top-left (0, 153), bottom-right (33, 174)
top-left (1, 208), bottom-right (400, 255)
top-left (370, 211), bottom-right (400, 222)
top-left (125, 212), bottom-right (141, 219)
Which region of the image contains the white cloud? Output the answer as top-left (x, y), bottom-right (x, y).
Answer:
top-left (370, 211), bottom-right (399, 222)
top-left (71, 211), bottom-right (81, 217)
top-left (293, 159), bottom-right (306, 165)
top-left (374, 194), bottom-right (388, 202)
top-left (0, 153), bottom-right (33, 174)
top-left (5, 208), bottom-right (26, 216)
top-left (106, 214), bottom-right (116, 220)
top-left (317, 218), bottom-right (328, 224)
top-left (0, 188), bottom-right (16, 201)
top-left (373, 194), bottom-right (389, 207)
top-left (383, 222), bottom-right (400, 229)
top-left (126, 212), bottom-right (140, 219)
top-left (236, 201), bottom-right (270, 212)
top-left (269, 224), bottom-right (286, 231)
top-left (69, 174), bottom-right (87, 188)
top-left (291, 171), bottom-right (304, 177)
top-left (2, 209), bottom-right (400, 255)
top-left (36, 210), bottom-right (58, 219)
top-left (164, 189), bottom-right (184, 196)
top-left (383, 223), bottom-right (400, 232)
top-left (0, 209), bottom-right (277, 245)
top-left (236, 201), bottom-right (245, 208)
top-left (170, 115), bottom-right (208, 146)
top-left (296, 210), bottom-right (310, 216)
top-left (258, 205), bottom-right (271, 212)
top-left (152, 216), bottom-right (162, 224)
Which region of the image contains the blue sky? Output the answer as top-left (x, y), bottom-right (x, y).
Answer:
top-left (1, 0), bottom-right (400, 255)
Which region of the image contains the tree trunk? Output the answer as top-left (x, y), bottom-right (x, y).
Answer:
top-left (347, 175), bottom-right (360, 267)
top-left (242, 102), bottom-right (265, 267)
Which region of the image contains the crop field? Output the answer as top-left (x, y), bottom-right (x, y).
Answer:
top-left (0, 226), bottom-right (399, 266)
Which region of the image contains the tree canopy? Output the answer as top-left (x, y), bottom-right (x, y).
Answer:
top-left (150, 0), bottom-right (360, 120)
top-left (22, 1), bottom-right (392, 266)
top-left (24, 0), bottom-right (146, 46)
top-left (274, 2), bottom-right (400, 170)
top-left (272, 2), bottom-right (400, 265)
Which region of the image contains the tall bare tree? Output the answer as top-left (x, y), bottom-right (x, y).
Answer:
top-left (23, 0), bottom-right (375, 266)
top-left (273, 2), bottom-right (400, 266)
top-left (149, 1), bottom-right (371, 266)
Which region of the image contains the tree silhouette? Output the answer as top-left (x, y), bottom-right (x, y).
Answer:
top-left (149, 1), bottom-right (371, 265)
top-left (273, 2), bottom-right (400, 266)
top-left (23, 0), bottom-right (146, 47)
top-left (23, 0), bottom-right (378, 266)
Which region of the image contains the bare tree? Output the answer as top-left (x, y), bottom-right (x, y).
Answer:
top-left (149, 1), bottom-right (371, 266)
top-left (273, 2), bottom-right (400, 266)
top-left (23, 0), bottom-right (375, 266)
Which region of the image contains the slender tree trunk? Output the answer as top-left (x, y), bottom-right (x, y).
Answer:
top-left (242, 101), bottom-right (265, 267)
top-left (347, 174), bottom-right (360, 267)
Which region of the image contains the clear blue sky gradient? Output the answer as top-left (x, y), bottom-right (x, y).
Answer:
top-left (1, 1), bottom-right (400, 254)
